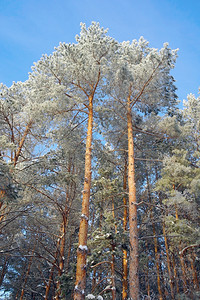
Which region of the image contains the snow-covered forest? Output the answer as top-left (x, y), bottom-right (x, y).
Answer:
top-left (0, 23), bottom-right (199, 300)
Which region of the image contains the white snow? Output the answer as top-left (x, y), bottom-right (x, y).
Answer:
top-left (105, 285), bottom-right (111, 290)
top-left (86, 295), bottom-right (95, 299)
top-left (81, 214), bottom-right (88, 221)
top-left (78, 245), bottom-right (88, 251)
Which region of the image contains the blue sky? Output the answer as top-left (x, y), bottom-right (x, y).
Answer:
top-left (0, 0), bottom-right (200, 103)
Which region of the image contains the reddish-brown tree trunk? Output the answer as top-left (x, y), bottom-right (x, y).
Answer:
top-left (127, 96), bottom-right (139, 300)
top-left (111, 245), bottom-right (116, 300)
top-left (122, 155), bottom-right (128, 300)
top-left (145, 241), bottom-right (151, 298)
top-left (45, 264), bottom-right (55, 300)
top-left (14, 121), bottom-right (32, 167)
top-left (56, 214), bottom-right (67, 299)
top-left (191, 252), bottom-right (199, 290)
top-left (0, 190), bottom-right (5, 210)
top-left (66, 233), bottom-right (72, 272)
top-left (74, 96), bottom-right (93, 299)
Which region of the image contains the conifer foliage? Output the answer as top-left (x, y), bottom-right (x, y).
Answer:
top-left (0, 23), bottom-right (199, 300)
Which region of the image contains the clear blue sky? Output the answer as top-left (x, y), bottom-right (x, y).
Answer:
top-left (0, 0), bottom-right (200, 102)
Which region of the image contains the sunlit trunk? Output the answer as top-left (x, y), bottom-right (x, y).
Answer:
top-left (14, 121), bottom-right (32, 167)
top-left (122, 155), bottom-right (128, 300)
top-left (74, 96), bottom-right (93, 299)
top-left (111, 245), bottom-right (116, 300)
top-left (127, 96), bottom-right (139, 300)
top-left (56, 214), bottom-right (67, 299)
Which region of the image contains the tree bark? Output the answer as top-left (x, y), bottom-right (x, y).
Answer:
top-left (127, 96), bottom-right (139, 300)
top-left (0, 190), bottom-right (5, 210)
top-left (56, 213), bottom-right (67, 299)
top-left (111, 243), bottom-right (116, 300)
top-left (66, 233), bottom-right (72, 273)
top-left (74, 96), bottom-right (93, 299)
top-left (14, 121), bottom-right (32, 167)
top-left (122, 155), bottom-right (128, 300)
top-left (45, 263), bottom-right (55, 300)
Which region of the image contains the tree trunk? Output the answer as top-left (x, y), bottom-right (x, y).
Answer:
top-left (122, 155), bottom-right (128, 300)
top-left (127, 96), bottom-right (139, 300)
top-left (66, 233), bottom-right (72, 272)
top-left (145, 241), bottom-right (150, 298)
top-left (74, 96), bottom-right (93, 299)
top-left (14, 121), bottom-right (32, 167)
top-left (111, 242), bottom-right (116, 300)
top-left (56, 214), bottom-right (67, 299)
top-left (0, 190), bottom-right (5, 210)
top-left (45, 263), bottom-right (55, 300)
top-left (191, 252), bottom-right (199, 290)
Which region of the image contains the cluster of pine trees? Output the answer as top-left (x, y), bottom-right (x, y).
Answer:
top-left (0, 23), bottom-right (199, 300)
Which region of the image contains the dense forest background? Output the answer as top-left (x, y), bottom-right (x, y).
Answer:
top-left (0, 23), bottom-right (199, 300)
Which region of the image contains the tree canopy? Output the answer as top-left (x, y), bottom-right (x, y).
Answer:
top-left (0, 22), bottom-right (199, 300)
